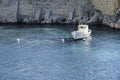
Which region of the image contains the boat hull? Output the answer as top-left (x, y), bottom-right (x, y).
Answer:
top-left (71, 30), bottom-right (91, 40)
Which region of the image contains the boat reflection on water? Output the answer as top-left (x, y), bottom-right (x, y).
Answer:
top-left (83, 36), bottom-right (92, 45)
top-left (59, 35), bottom-right (92, 44)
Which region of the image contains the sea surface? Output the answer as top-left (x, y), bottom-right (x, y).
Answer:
top-left (0, 25), bottom-right (120, 80)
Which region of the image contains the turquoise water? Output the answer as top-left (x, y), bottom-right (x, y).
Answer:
top-left (0, 25), bottom-right (120, 80)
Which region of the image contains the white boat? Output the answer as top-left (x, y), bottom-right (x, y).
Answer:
top-left (71, 24), bottom-right (92, 40)
top-left (71, 4), bottom-right (92, 40)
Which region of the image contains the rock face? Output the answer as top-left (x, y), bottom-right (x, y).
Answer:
top-left (34, 9), bottom-right (42, 22)
top-left (0, 0), bottom-right (119, 28)
top-left (115, 20), bottom-right (120, 29)
top-left (0, 0), bottom-right (99, 24)
top-left (0, 0), bottom-right (18, 23)
top-left (102, 7), bottom-right (120, 29)
top-left (91, 0), bottom-right (119, 16)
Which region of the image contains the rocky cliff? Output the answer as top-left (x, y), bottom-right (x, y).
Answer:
top-left (0, 0), bottom-right (120, 28)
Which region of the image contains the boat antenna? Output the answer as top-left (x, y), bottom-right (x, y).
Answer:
top-left (72, 0), bottom-right (81, 31)
top-left (78, 2), bottom-right (81, 25)
top-left (72, 0), bottom-right (77, 31)
top-left (72, 20), bottom-right (76, 31)
top-left (16, 0), bottom-right (20, 22)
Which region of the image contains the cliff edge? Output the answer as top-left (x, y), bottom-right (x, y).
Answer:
top-left (0, 0), bottom-right (120, 28)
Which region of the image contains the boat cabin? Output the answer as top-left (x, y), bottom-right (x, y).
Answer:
top-left (78, 24), bottom-right (89, 34)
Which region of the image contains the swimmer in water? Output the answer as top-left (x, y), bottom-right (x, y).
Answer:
top-left (17, 38), bottom-right (20, 44)
top-left (61, 38), bottom-right (65, 43)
